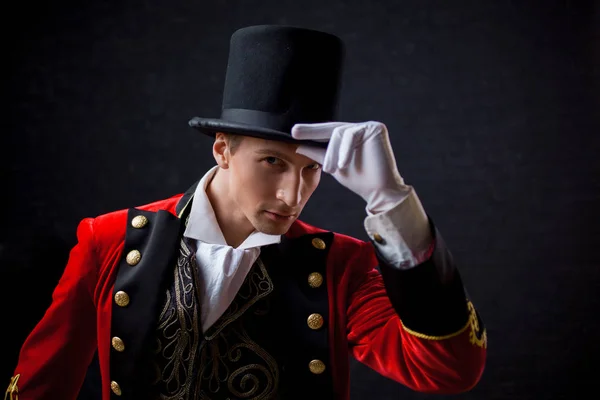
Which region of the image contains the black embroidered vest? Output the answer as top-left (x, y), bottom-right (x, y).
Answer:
top-left (151, 236), bottom-right (334, 400)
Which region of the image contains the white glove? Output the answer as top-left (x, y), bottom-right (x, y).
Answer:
top-left (292, 121), bottom-right (412, 214)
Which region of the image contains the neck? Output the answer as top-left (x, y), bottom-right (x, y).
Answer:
top-left (206, 167), bottom-right (255, 248)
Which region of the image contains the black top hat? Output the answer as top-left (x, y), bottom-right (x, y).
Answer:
top-left (189, 25), bottom-right (345, 148)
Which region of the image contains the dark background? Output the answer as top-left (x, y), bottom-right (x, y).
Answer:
top-left (2, 0), bottom-right (598, 399)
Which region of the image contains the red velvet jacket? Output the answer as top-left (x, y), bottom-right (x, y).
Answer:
top-left (6, 189), bottom-right (486, 400)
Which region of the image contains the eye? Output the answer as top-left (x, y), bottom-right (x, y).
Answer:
top-left (308, 163), bottom-right (321, 170)
top-left (263, 157), bottom-right (281, 165)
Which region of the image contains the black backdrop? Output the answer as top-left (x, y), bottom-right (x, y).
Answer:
top-left (2, 1), bottom-right (599, 399)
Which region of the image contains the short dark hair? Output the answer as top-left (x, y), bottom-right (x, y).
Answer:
top-left (224, 133), bottom-right (244, 154)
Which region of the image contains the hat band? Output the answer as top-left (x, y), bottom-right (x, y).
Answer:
top-left (221, 108), bottom-right (292, 132)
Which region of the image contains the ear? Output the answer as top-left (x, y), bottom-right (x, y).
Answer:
top-left (213, 132), bottom-right (230, 169)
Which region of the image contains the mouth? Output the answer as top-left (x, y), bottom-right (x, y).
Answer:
top-left (264, 211), bottom-right (296, 221)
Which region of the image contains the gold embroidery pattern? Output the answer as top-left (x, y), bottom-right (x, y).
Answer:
top-left (197, 261), bottom-right (278, 399)
top-left (154, 247), bottom-right (279, 400)
top-left (198, 324), bottom-right (279, 399)
top-left (154, 239), bottom-right (202, 399)
top-left (203, 259), bottom-right (274, 341)
top-left (467, 301), bottom-right (487, 348)
top-left (4, 374), bottom-right (20, 400)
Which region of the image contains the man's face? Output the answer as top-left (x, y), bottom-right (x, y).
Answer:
top-left (220, 135), bottom-right (322, 235)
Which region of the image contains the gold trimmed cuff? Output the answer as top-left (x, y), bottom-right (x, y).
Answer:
top-left (401, 300), bottom-right (487, 348)
top-left (402, 318), bottom-right (470, 340)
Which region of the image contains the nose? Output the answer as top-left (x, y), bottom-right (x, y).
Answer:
top-left (276, 174), bottom-right (302, 208)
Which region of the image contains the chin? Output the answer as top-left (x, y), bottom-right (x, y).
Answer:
top-left (255, 223), bottom-right (292, 235)
top-left (265, 228), bottom-right (288, 236)
top-left (252, 216), bottom-right (294, 235)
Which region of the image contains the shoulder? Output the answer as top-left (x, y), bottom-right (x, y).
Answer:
top-left (94, 192), bottom-right (183, 223)
top-left (290, 218), bottom-right (370, 251)
top-left (80, 193), bottom-right (185, 246)
top-left (291, 219), bottom-right (377, 281)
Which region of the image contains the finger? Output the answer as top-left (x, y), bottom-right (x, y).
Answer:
top-left (291, 121), bottom-right (351, 141)
top-left (322, 126), bottom-right (344, 174)
top-left (296, 145), bottom-right (326, 165)
top-left (336, 124), bottom-right (366, 170)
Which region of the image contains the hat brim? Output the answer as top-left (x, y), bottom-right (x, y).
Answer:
top-left (188, 117), bottom-right (329, 149)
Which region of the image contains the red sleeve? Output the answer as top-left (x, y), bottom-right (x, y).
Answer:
top-left (346, 242), bottom-right (486, 394)
top-left (7, 218), bottom-right (99, 400)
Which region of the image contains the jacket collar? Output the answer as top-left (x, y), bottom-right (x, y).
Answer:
top-left (175, 180), bottom-right (198, 218)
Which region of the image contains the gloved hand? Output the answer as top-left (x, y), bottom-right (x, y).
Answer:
top-left (292, 121), bottom-right (412, 214)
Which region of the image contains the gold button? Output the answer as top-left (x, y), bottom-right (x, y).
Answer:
top-left (308, 359), bottom-right (326, 374)
top-left (110, 381), bottom-right (122, 396)
top-left (131, 215), bottom-right (148, 228)
top-left (308, 272), bottom-right (323, 288)
top-left (112, 337), bottom-right (125, 352)
top-left (114, 291), bottom-right (130, 307)
top-left (126, 250), bottom-right (141, 266)
top-left (311, 238), bottom-right (326, 250)
top-left (373, 233), bottom-right (384, 243)
top-left (307, 313), bottom-right (324, 330)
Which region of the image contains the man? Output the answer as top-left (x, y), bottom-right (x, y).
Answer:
top-left (6, 25), bottom-right (486, 400)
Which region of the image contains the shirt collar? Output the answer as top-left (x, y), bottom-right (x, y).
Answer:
top-left (183, 165), bottom-right (281, 250)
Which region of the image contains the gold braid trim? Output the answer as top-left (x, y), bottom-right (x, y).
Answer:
top-left (401, 300), bottom-right (487, 348)
top-left (4, 374), bottom-right (20, 400)
top-left (467, 301), bottom-right (488, 348)
top-left (401, 318), bottom-right (470, 340)
top-left (178, 194), bottom-right (194, 219)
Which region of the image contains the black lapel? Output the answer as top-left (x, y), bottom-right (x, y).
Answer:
top-left (109, 186), bottom-right (196, 399)
top-left (175, 180), bottom-right (198, 217)
top-left (260, 231), bottom-right (337, 399)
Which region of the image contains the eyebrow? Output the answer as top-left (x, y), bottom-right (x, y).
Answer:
top-left (254, 148), bottom-right (293, 161)
top-left (254, 148), bottom-right (319, 166)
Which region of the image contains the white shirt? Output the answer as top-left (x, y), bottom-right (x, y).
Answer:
top-left (183, 166), bottom-right (281, 332)
top-left (184, 165), bottom-right (432, 332)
